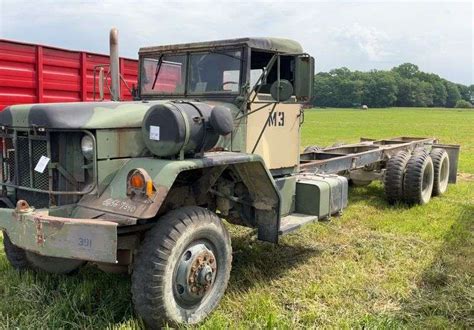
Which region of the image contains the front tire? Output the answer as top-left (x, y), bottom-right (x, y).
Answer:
top-left (3, 232), bottom-right (29, 271)
top-left (131, 206), bottom-right (232, 326)
top-left (2, 232), bottom-right (84, 274)
top-left (25, 251), bottom-right (84, 274)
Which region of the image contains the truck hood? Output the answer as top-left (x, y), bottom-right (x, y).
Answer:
top-left (0, 100), bottom-right (241, 130)
top-left (0, 101), bottom-right (166, 129)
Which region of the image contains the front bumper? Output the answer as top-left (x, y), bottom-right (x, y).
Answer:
top-left (0, 201), bottom-right (118, 263)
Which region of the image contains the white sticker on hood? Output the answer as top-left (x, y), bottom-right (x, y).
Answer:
top-left (34, 156), bottom-right (50, 173)
top-left (150, 125), bottom-right (160, 141)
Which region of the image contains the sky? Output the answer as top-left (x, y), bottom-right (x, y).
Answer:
top-left (0, 0), bottom-right (472, 85)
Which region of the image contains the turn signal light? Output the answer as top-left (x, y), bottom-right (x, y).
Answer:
top-left (130, 172), bottom-right (145, 189)
top-left (127, 168), bottom-right (155, 198)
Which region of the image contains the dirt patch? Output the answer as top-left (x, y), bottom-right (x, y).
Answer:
top-left (458, 173), bottom-right (474, 182)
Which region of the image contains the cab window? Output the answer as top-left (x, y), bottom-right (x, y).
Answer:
top-left (188, 50), bottom-right (242, 94)
top-left (141, 55), bottom-right (187, 94)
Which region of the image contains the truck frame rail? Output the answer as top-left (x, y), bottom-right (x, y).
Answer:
top-left (300, 136), bottom-right (460, 183)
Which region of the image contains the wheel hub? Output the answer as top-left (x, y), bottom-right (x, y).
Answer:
top-left (175, 243), bottom-right (217, 306)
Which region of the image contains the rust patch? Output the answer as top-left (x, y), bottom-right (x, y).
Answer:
top-left (35, 217), bottom-right (44, 245)
top-left (46, 217), bottom-right (65, 230)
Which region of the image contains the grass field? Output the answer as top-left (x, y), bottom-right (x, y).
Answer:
top-left (0, 107), bottom-right (473, 328)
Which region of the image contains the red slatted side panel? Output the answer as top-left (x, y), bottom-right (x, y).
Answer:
top-left (42, 46), bottom-right (81, 103)
top-left (0, 40), bottom-right (138, 110)
top-left (120, 58), bottom-right (138, 100)
top-left (85, 53), bottom-right (112, 101)
top-left (0, 41), bottom-right (37, 109)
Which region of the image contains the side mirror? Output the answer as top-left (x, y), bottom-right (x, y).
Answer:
top-left (294, 55), bottom-right (315, 101)
top-left (270, 79), bottom-right (294, 102)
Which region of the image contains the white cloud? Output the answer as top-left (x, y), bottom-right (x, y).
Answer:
top-left (333, 23), bottom-right (393, 62)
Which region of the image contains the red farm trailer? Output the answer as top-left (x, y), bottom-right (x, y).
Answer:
top-left (0, 39), bottom-right (138, 110)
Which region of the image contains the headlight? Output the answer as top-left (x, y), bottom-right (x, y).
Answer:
top-left (81, 135), bottom-right (94, 160)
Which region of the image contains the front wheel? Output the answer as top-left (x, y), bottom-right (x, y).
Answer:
top-left (131, 206), bottom-right (232, 326)
top-left (3, 232), bottom-right (85, 274)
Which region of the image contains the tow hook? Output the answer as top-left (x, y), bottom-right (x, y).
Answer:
top-left (16, 200), bottom-right (33, 213)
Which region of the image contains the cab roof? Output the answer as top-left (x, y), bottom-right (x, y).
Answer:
top-left (139, 37), bottom-right (303, 55)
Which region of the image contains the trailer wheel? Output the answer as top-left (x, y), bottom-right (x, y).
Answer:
top-left (132, 206), bottom-right (232, 326)
top-left (430, 148), bottom-right (450, 196)
top-left (403, 152), bottom-right (434, 205)
top-left (384, 151), bottom-right (411, 204)
top-left (3, 232), bottom-right (30, 271)
top-left (303, 145), bottom-right (322, 153)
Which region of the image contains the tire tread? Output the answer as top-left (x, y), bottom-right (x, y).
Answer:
top-left (131, 206), bottom-right (231, 327)
top-left (384, 151), bottom-right (410, 204)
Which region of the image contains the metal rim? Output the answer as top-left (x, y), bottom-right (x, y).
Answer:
top-left (439, 155), bottom-right (450, 193)
top-left (173, 239), bottom-right (218, 308)
top-left (421, 160), bottom-right (434, 202)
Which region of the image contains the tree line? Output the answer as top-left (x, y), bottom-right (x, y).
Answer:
top-left (312, 63), bottom-right (473, 108)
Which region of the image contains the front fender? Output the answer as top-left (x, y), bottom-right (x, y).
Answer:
top-left (77, 152), bottom-right (278, 221)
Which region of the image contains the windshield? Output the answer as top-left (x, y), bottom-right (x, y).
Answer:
top-left (141, 55), bottom-right (187, 94)
top-left (140, 49), bottom-right (242, 95)
top-left (188, 50), bottom-right (242, 93)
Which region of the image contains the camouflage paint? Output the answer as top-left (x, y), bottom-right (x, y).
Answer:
top-left (77, 152), bottom-right (277, 220)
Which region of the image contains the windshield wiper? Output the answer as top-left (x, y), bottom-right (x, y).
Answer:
top-left (151, 54), bottom-right (164, 90)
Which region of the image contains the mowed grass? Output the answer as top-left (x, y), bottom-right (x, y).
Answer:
top-left (0, 107), bottom-right (473, 328)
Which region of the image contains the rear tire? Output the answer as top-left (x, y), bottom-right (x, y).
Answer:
top-left (384, 151), bottom-right (411, 204)
top-left (403, 152), bottom-right (434, 205)
top-left (131, 206), bottom-right (232, 326)
top-left (430, 148), bottom-right (450, 196)
top-left (303, 145), bottom-right (322, 153)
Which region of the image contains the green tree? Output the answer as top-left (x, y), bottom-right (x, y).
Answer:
top-left (395, 77), bottom-right (417, 106)
top-left (416, 81), bottom-right (435, 107)
top-left (455, 100), bottom-right (473, 108)
top-left (392, 63), bottom-right (419, 79)
top-left (457, 84), bottom-right (471, 102)
top-left (362, 71), bottom-right (398, 107)
top-left (432, 80), bottom-right (447, 107)
top-left (445, 82), bottom-right (462, 107)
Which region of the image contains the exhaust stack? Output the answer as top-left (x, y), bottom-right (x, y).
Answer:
top-left (109, 27), bottom-right (120, 101)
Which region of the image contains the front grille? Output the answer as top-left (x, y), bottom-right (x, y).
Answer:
top-left (0, 128), bottom-right (93, 208)
top-left (31, 139), bottom-right (49, 190)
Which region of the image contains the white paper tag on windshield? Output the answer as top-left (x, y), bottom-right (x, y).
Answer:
top-left (34, 156), bottom-right (50, 173)
top-left (150, 125), bottom-right (160, 141)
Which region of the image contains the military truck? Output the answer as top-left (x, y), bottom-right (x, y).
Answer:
top-left (0, 29), bottom-right (459, 326)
